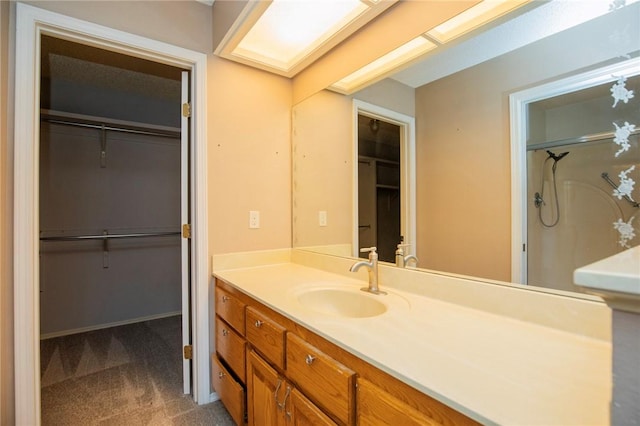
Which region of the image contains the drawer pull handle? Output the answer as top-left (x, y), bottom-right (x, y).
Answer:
top-left (218, 371), bottom-right (225, 379)
top-left (221, 295), bottom-right (229, 303)
top-left (305, 354), bottom-right (316, 365)
top-left (254, 320), bottom-right (263, 328)
top-left (222, 329), bottom-right (228, 337)
top-left (277, 386), bottom-right (291, 411)
top-left (274, 379), bottom-right (283, 410)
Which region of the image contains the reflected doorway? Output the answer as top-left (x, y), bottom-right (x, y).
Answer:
top-left (357, 115), bottom-right (401, 262)
top-left (353, 100), bottom-right (416, 264)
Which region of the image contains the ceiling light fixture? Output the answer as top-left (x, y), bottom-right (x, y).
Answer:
top-left (215, 0), bottom-right (396, 78)
top-left (426, 0), bottom-right (531, 43)
top-left (330, 36), bottom-right (437, 94)
top-left (329, 0), bottom-right (533, 94)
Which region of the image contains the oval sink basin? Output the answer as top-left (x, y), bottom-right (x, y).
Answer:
top-left (297, 288), bottom-right (387, 318)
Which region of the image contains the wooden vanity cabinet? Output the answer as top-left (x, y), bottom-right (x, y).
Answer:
top-left (247, 349), bottom-right (337, 426)
top-left (213, 286), bottom-right (247, 425)
top-left (357, 378), bottom-right (443, 426)
top-left (214, 278), bottom-right (479, 426)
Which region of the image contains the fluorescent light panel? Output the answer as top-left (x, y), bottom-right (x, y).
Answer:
top-left (331, 36), bottom-right (437, 93)
top-left (427, 0), bottom-right (531, 43)
top-left (234, 0), bottom-right (369, 72)
top-left (331, 0), bottom-right (533, 94)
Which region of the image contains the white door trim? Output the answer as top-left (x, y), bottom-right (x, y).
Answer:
top-left (509, 56), bottom-right (640, 284)
top-left (13, 4), bottom-right (211, 424)
top-left (352, 100), bottom-right (416, 258)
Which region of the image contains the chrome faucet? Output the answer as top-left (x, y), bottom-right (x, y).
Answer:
top-left (395, 242), bottom-right (418, 268)
top-left (401, 254), bottom-right (419, 268)
top-left (350, 247), bottom-right (386, 295)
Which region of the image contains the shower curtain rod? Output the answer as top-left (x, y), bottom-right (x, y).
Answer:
top-left (40, 110), bottom-right (180, 139)
top-left (40, 231), bottom-right (181, 241)
top-left (526, 128), bottom-right (640, 151)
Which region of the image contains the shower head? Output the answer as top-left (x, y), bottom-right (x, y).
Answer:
top-left (546, 150), bottom-right (569, 162)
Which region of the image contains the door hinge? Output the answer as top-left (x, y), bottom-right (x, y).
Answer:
top-left (183, 344), bottom-right (193, 360)
top-left (182, 102), bottom-right (191, 118)
top-left (182, 223), bottom-right (191, 239)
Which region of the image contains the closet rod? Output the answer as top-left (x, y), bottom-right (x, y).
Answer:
top-left (41, 117), bottom-right (180, 139)
top-left (40, 231), bottom-right (181, 241)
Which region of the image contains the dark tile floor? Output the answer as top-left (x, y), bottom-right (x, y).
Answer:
top-left (40, 316), bottom-right (235, 425)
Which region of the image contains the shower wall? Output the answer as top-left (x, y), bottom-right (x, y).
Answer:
top-left (527, 75), bottom-right (639, 293)
top-left (527, 141), bottom-right (639, 293)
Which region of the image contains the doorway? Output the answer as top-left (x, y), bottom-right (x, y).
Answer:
top-left (14, 4), bottom-right (210, 423)
top-left (357, 114), bottom-right (402, 262)
top-left (353, 100), bottom-right (416, 264)
top-left (38, 35), bottom-right (193, 422)
top-left (510, 57), bottom-right (640, 287)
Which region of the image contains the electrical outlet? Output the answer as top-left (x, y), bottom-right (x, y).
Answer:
top-left (249, 210), bottom-right (260, 229)
top-left (319, 210), bottom-right (327, 227)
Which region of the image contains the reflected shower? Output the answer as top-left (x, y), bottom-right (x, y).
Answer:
top-left (534, 150), bottom-right (570, 227)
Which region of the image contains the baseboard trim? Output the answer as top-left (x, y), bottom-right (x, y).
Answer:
top-left (40, 311), bottom-right (182, 340)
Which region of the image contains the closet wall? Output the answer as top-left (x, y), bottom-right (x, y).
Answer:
top-left (39, 37), bottom-right (183, 337)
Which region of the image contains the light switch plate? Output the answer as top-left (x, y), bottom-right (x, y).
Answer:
top-left (319, 210), bottom-right (327, 227)
top-left (249, 210), bottom-right (260, 229)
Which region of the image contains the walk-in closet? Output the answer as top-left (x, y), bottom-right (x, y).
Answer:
top-left (37, 36), bottom-right (228, 424)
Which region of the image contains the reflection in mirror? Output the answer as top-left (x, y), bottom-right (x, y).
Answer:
top-left (292, 1), bottom-right (640, 297)
top-left (525, 71), bottom-right (640, 294)
top-left (357, 114), bottom-right (401, 262)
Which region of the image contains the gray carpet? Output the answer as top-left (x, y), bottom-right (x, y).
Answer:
top-left (40, 316), bottom-right (235, 425)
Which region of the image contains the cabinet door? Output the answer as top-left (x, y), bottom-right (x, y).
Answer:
top-left (357, 378), bottom-right (442, 426)
top-left (247, 350), bottom-right (287, 426)
top-left (290, 388), bottom-right (337, 426)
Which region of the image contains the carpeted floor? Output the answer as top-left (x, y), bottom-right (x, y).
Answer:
top-left (40, 316), bottom-right (235, 425)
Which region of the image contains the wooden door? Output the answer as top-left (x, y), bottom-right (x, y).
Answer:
top-left (290, 388), bottom-right (337, 426)
top-left (247, 350), bottom-right (286, 426)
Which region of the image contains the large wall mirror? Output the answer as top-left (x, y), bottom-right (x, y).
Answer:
top-left (292, 1), bottom-right (640, 297)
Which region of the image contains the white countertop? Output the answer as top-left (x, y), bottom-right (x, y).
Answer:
top-left (214, 263), bottom-right (611, 425)
top-left (575, 246), bottom-right (640, 296)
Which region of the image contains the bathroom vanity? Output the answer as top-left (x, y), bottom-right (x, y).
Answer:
top-left (212, 252), bottom-right (611, 425)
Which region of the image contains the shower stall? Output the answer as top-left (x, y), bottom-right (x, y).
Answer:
top-left (526, 72), bottom-right (639, 294)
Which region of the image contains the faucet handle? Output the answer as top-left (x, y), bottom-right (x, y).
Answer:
top-left (359, 247), bottom-right (378, 261)
top-left (359, 246), bottom-right (377, 253)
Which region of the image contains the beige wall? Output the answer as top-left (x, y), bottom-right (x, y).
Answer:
top-left (2, 1), bottom-right (292, 421)
top-left (415, 4), bottom-right (639, 281)
top-left (207, 55), bottom-right (292, 254)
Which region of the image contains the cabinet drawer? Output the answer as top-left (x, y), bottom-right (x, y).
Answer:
top-left (246, 307), bottom-right (286, 370)
top-left (215, 316), bottom-right (247, 383)
top-left (286, 332), bottom-right (355, 425)
top-left (211, 354), bottom-right (246, 426)
top-left (215, 285), bottom-right (246, 335)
